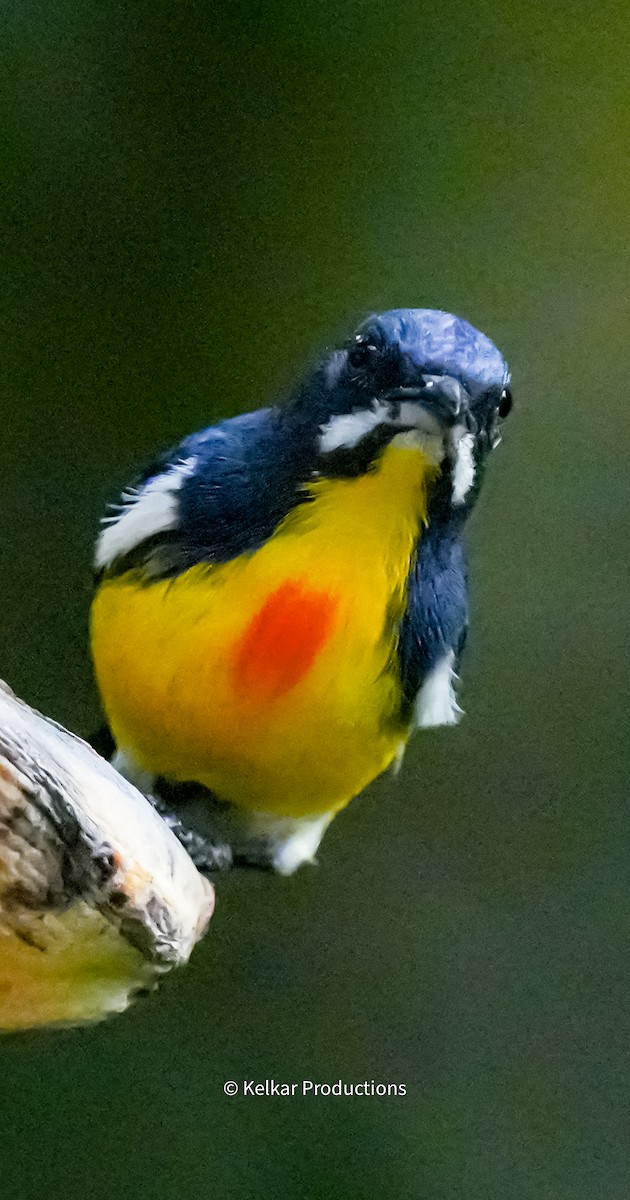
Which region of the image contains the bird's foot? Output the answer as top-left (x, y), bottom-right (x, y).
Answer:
top-left (231, 839), bottom-right (278, 872)
top-left (148, 794), bottom-right (234, 875)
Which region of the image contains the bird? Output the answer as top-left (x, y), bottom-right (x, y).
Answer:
top-left (90, 308), bottom-right (512, 874)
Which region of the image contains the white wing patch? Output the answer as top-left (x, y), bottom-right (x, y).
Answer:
top-left (414, 650), bottom-right (463, 728)
top-left (95, 457), bottom-right (197, 571)
top-left (451, 432), bottom-right (475, 505)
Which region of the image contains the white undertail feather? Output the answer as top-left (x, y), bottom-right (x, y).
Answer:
top-left (95, 457), bottom-right (197, 570)
top-left (414, 651), bottom-right (463, 728)
top-left (241, 811), bottom-right (336, 875)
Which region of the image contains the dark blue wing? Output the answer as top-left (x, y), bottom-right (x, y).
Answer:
top-left (99, 407), bottom-right (312, 578)
top-left (175, 409), bottom-right (312, 565)
top-left (398, 522), bottom-right (469, 715)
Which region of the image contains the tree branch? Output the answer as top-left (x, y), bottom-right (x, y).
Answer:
top-left (0, 682), bottom-right (214, 1031)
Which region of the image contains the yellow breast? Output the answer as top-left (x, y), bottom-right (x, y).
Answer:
top-left (90, 440), bottom-right (438, 818)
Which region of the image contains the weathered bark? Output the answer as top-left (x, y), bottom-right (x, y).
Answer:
top-left (0, 682), bottom-right (214, 1030)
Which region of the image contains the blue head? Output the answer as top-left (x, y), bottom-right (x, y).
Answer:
top-left (289, 307), bottom-right (511, 509)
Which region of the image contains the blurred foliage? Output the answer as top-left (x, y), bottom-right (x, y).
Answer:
top-left (1, 2), bottom-right (629, 1197)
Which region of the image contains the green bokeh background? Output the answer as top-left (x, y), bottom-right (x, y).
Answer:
top-left (1, 2), bottom-right (629, 1196)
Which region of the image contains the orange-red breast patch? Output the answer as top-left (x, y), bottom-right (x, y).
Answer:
top-left (231, 581), bottom-right (338, 700)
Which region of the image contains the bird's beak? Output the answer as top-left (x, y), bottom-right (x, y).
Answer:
top-left (381, 375), bottom-right (473, 437)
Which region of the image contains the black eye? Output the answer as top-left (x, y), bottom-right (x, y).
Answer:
top-left (348, 336), bottom-right (378, 370)
top-left (498, 387), bottom-right (513, 419)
